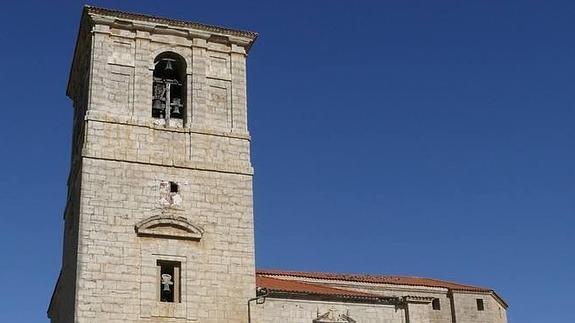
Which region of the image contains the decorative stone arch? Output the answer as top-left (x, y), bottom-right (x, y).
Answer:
top-left (135, 215), bottom-right (203, 241)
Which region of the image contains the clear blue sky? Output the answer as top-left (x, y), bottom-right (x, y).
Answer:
top-left (0, 1), bottom-right (573, 322)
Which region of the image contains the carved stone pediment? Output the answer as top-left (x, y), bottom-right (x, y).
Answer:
top-left (135, 215), bottom-right (203, 241)
top-left (314, 309), bottom-right (356, 323)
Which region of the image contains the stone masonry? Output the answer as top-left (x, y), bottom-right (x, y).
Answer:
top-left (49, 6), bottom-right (508, 323)
top-left (252, 271), bottom-right (508, 323)
top-left (48, 6), bottom-right (258, 323)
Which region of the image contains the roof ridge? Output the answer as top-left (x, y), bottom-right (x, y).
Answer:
top-left (257, 268), bottom-right (399, 277)
top-left (257, 268), bottom-right (429, 280)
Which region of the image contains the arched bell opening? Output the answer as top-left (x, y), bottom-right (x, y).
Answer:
top-left (152, 52), bottom-right (187, 122)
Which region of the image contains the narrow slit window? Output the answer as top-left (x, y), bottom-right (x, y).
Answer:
top-left (432, 298), bottom-right (441, 310)
top-left (476, 298), bottom-right (484, 311)
top-left (157, 260), bottom-right (181, 303)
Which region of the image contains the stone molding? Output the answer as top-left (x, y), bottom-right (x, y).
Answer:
top-left (85, 112), bottom-right (251, 140)
top-left (82, 155), bottom-right (254, 176)
top-left (85, 5), bottom-right (257, 52)
top-left (135, 214), bottom-right (204, 240)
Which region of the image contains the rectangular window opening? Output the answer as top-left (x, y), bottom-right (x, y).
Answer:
top-left (157, 260), bottom-right (181, 303)
top-left (432, 298), bottom-right (441, 310)
top-left (170, 181), bottom-right (179, 193)
top-left (476, 298), bottom-right (484, 311)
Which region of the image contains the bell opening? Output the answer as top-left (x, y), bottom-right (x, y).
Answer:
top-left (152, 52), bottom-right (186, 121)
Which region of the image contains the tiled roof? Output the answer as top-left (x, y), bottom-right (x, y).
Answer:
top-left (256, 275), bottom-right (380, 299)
top-left (257, 269), bottom-right (491, 292)
top-left (256, 269), bottom-right (507, 308)
top-left (85, 5), bottom-right (258, 39)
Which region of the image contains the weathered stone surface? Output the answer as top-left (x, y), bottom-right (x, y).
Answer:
top-left (49, 6), bottom-right (256, 323)
top-left (49, 6), bottom-right (508, 323)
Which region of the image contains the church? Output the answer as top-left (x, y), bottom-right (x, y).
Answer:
top-left (48, 6), bottom-right (508, 323)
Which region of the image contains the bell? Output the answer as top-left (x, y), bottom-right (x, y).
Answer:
top-left (153, 99), bottom-right (164, 110)
top-left (171, 105), bottom-right (181, 117)
top-left (152, 99), bottom-right (165, 118)
top-left (171, 98), bottom-right (183, 118)
top-left (161, 274), bottom-right (173, 292)
top-left (164, 59), bottom-right (174, 72)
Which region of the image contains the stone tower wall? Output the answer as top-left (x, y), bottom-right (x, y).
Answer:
top-left (48, 13), bottom-right (93, 322)
top-left (49, 7), bottom-right (257, 323)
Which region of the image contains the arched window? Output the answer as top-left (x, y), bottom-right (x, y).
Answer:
top-left (152, 52), bottom-right (186, 121)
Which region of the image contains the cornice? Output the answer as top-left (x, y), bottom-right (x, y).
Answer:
top-left (85, 5), bottom-right (257, 52)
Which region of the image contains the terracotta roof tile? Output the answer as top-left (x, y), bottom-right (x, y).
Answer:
top-left (256, 269), bottom-right (491, 292)
top-left (257, 275), bottom-right (379, 298)
top-left (256, 269), bottom-right (507, 308)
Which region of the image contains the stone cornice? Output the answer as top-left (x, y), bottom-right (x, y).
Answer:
top-left (85, 5), bottom-right (257, 52)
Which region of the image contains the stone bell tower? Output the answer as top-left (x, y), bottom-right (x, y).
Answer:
top-left (48, 6), bottom-right (258, 322)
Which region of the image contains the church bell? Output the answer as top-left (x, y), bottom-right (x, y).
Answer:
top-left (170, 98), bottom-right (183, 118)
top-left (161, 274), bottom-right (173, 292)
top-left (164, 59), bottom-right (173, 72)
